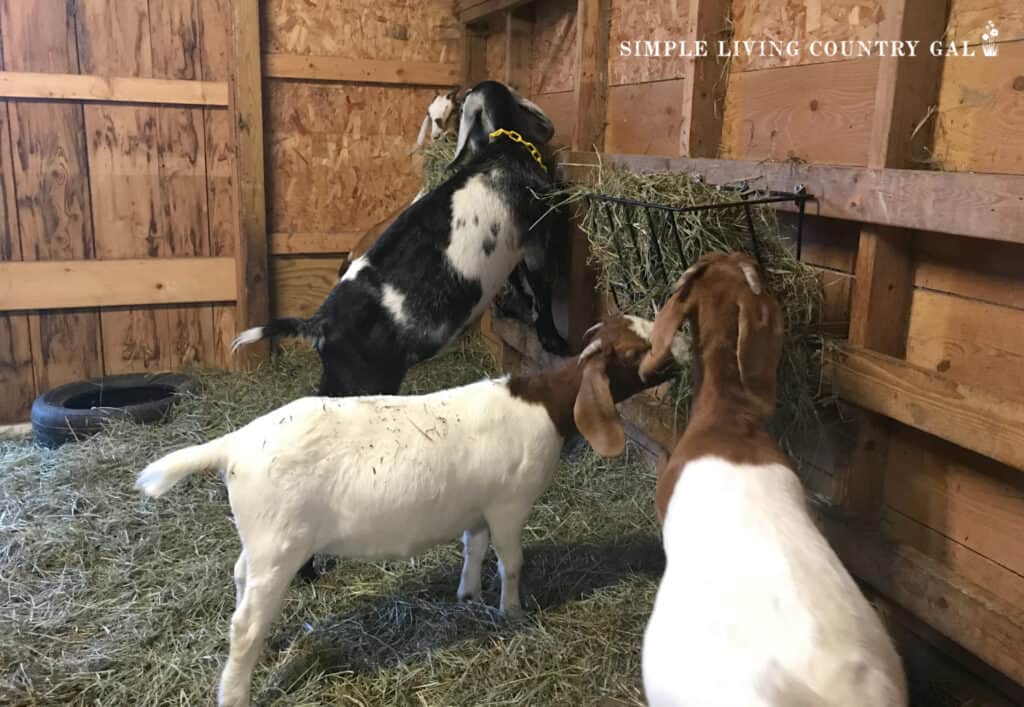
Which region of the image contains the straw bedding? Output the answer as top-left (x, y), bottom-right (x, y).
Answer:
top-left (0, 338), bottom-right (664, 706)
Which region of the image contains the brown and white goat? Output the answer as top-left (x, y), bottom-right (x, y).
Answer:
top-left (636, 252), bottom-right (907, 707)
top-left (137, 313), bottom-right (687, 707)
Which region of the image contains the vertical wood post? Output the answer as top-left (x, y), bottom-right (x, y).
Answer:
top-left (230, 0), bottom-right (270, 367)
top-left (679, 0), bottom-right (731, 157)
top-left (572, 0), bottom-right (610, 152)
top-left (834, 0), bottom-right (950, 518)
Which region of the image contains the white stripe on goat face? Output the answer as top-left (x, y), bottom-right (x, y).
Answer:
top-left (447, 174), bottom-right (523, 315)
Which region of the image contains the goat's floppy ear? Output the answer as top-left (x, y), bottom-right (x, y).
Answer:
top-left (449, 92), bottom-right (490, 170)
top-left (413, 114), bottom-right (431, 153)
top-left (639, 261), bottom-right (707, 381)
top-left (736, 292), bottom-right (784, 416)
top-left (573, 350), bottom-right (626, 457)
top-left (446, 86), bottom-right (460, 101)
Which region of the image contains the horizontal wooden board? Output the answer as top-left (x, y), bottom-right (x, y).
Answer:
top-left (460, 0), bottom-right (536, 23)
top-left (263, 54), bottom-right (460, 86)
top-left (269, 231), bottom-right (363, 255)
top-left (914, 231), bottom-right (1024, 309)
top-left (562, 152), bottom-right (1024, 244)
top-left (270, 255), bottom-right (339, 319)
top-left (884, 424), bottom-right (1024, 580)
top-left (827, 346), bottom-right (1024, 472)
top-left (0, 258), bottom-right (237, 310)
top-left (905, 288), bottom-right (1024, 398)
top-left (934, 42), bottom-right (1024, 175)
top-left (0, 71), bottom-right (228, 106)
top-left (604, 80), bottom-right (685, 155)
top-left (722, 57), bottom-right (878, 165)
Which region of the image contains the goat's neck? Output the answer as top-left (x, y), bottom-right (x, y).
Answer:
top-left (688, 346), bottom-right (772, 439)
top-left (507, 361), bottom-right (584, 439)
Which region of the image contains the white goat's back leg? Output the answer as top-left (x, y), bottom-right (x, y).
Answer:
top-left (486, 505), bottom-right (531, 618)
top-left (457, 525), bottom-right (490, 602)
top-left (218, 551), bottom-right (305, 707)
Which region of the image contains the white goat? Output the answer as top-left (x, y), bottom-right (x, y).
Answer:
top-left (635, 252), bottom-right (907, 707)
top-left (137, 314), bottom-right (687, 707)
top-left (414, 87), bottom-right (460, 150)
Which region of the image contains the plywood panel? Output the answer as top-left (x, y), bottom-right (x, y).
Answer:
top-left (532, 90), bottom-right (576, 149)
top-left (947, 0), bottom-right (1024, 45)
top-left (730, 0), bottom-right (886, 71)
top-left (915, 232), bottom-right (1024, 310)
top-left (905, 288), bottom-right (1024, 398)
top-left (608, 0), bottom-right (688, 85)
top-left (530, 0), bottom-right (577, 94)
top-left (266, 82), bottom-right (434, 236)
top-left (2, 0), bottom-right (104, 393)
top-left (721, 58), bottom-right (877, 165)
top-left (264, 0), bottom-right (462, 65)
top-left (884, 424), bottom-right (1024, 580)
top-left (934, 42), bottom-right (1024, 175)
top-left (270, 256), bottom-right (339, 319)
top-left (605, 80), bottom-right (685, 156)
top-left (485, 29), bottom-right (507, 80)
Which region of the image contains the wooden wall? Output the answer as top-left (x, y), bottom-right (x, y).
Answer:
top-left (468, 0), bottom-right (1024, 695)
top-left (0, 0), bottom-right (241, 424)
top-left (263, 0), bottom-right (462, 323)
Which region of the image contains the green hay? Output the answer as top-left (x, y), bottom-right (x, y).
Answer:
top-left (549, 160), bottom-right (826, 452)
top-left (420, 138), bottom-right (457, 193)
top-left (0, 336), bottom-right (665, 706)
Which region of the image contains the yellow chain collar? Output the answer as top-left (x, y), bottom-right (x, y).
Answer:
top-left (488, 129), bottom-right (547, 173)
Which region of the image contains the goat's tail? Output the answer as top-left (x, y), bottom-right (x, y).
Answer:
top-left (135, 438), bottom-right (228, 498)
top-left (230, 317), bottom-right (321, 352)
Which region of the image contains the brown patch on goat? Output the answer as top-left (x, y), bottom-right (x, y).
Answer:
top-left (642, 252), bottom-right (788, 522)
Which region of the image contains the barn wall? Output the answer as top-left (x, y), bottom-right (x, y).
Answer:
top-left (262, 0), bottom-right (462, 321)
top-left (0, 0), bottom-right (238, 424)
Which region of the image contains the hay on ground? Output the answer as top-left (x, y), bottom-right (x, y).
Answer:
top-left (0, 335), bottom-right (664, 706)
top-left (549, 160), bottom-right (827, 453)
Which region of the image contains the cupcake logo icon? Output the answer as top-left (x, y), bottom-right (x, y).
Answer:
top-left (982, 21), bottom-right (999, 56)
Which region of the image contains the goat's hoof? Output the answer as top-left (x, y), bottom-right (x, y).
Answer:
top-left (457, 591), bottom-right (482, 603)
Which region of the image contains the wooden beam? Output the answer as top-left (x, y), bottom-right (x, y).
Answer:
top-left (0, 71), bottom-right (228, 106)
top-left (571, 0), bottom-right (610, 151)
top-left (503, 12), bottom-right (531, 92)
top-left (263, 55), bottom-right (459, 87)
top-left (269, 231), bottom-right (362, 256)
top-left (560, 152), bottom-right (1024, 245)
top-left (819, 512), bottom-right (1024, 686)
top-left (827, 346), bottom-right (1024, 472)
top-left (679, 0), bottom-right (730, 157)
top-left (231, 0), bottom-right (271, 365)
top-left (0, 258), bottom-right (237, 310)
top-left (460, 0), bottom-right (537, 24)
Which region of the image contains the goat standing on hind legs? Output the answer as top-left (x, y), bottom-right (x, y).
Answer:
top-left (635, 252), bottom-right (907, 707)
top-left (136, 314), bottom-right (690, 707)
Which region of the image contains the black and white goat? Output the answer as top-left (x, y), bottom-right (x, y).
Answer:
top-left (233, 81), bottom-right (567, 398)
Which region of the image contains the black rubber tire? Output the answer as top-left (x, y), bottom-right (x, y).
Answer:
top-left (31, 373), bottom-right (195, 448)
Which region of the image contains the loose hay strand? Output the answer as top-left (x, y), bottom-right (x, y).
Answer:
top-left (0, 335), bottom-right (663, 707)
top-left (550, 161), bottom-right (826, 454)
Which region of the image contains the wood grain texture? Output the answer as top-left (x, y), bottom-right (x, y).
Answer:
top-left (914, 232), bottom-right (1024, 310)
top-left (2, 0), bottom-right (104, 395)
top-left (530, 0), bottom-right (577, 94)
top-left (0, 258), bottom-right (236, 310)
top-left (608, 0), bottom-right (688, 85)
top-left (533, 90), bottom-right (577, 148)
top-left (780, 212), bottom-right (860, 272)
top-left (605, 80), bottom-right (686, 155)
top-left (562, 151), bottom-right (1024, 244)
top-left (265, 0), bottom-right (462, 65)
top-left (269, 231), bottom-right (362, 255)
top-left (848, 226), bottom-right (913, 356)
top-left (827, 346), bottom-right (1024, 472)
top-left (730, 0), bottom-right (886, 71)
top-left (934, 42), bottom-right (1024, 175)
top-left (679, 0), bottom-right (731, 157)
top-left (503, 13), bottom-right (531, 93)
top-left (721, 57), bottom-right (878, 165)
top-left (0, 71), bottom-right (229, 105)
top-left (460, 0), bottom-right (535, 23)
top-left (905, 289), bottom-right (1024, 399)
top-left (820, 512), bottom-right (1024, 687)
top-left (884, 424), bottom-right (1024, 579)
top-left (572, 0), bottom-right (611, 152)
top-left (263, 55), bottom-right (460, 86)
top-left (270, 256), bottom-right (339, 319)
